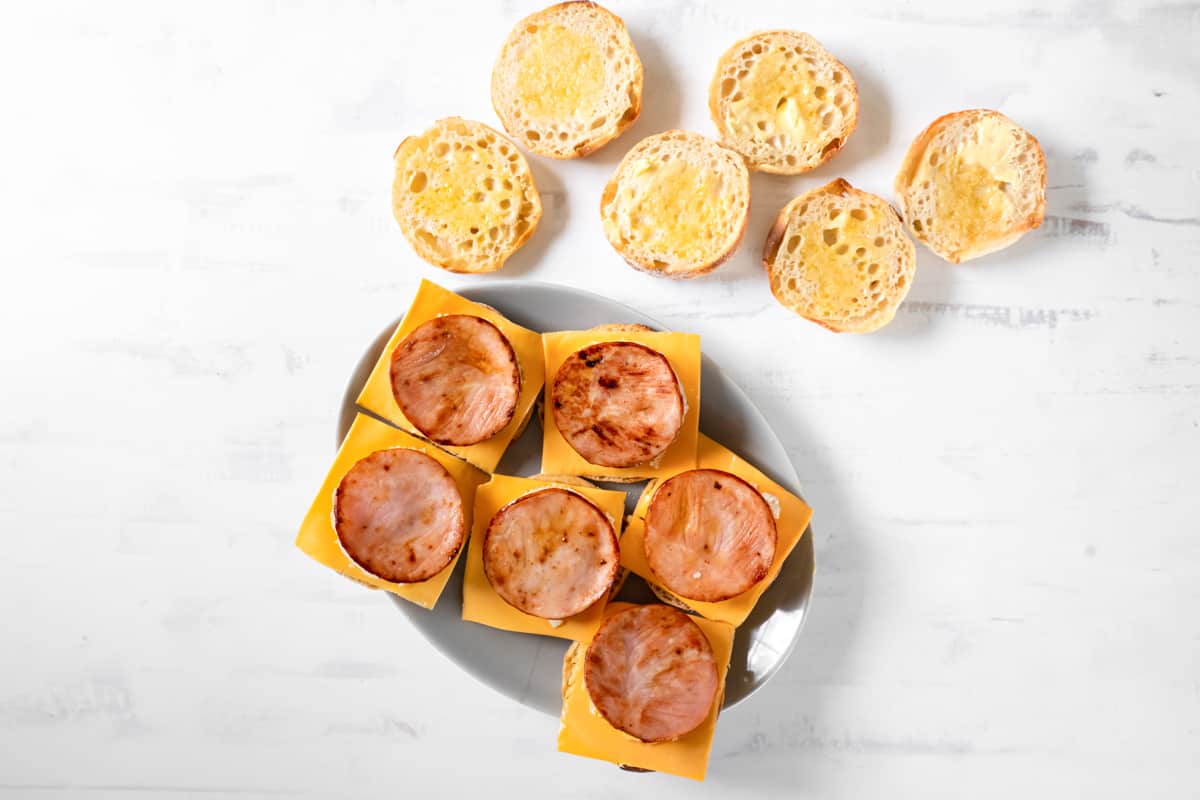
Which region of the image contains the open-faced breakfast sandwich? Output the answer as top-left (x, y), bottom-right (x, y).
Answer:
top-left (390, 314), bottom-right (520, 447)
top-left (334, 447), bottom-right (467, 584)
top-left (296, 413), bottom-right (487, 609)
top-left (558, 602), bottom-right (735, 779)
top-left (357, 280), bottom-right (544, 472)
top-left (620, 435), bottom-right (813, 627)
top-left (462, 473), bottom-right (627, 640)
top-left (541, 324), bottom-right (701, 481)
top-left (643, 468), bottom-right (778, 603)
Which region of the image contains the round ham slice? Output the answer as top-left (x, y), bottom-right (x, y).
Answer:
top-left (483, 488), bottom-right (619, 619)
top-left (333, 448), bottom-right (465, 583)
top-left (551, 341), bottom-right (684, 468)
top-left (389, 314), bottom-right (520, 446)
top-left (643, 468), bottom-right (777, 602)
top-left (584, 604), bottom-right (720, 742)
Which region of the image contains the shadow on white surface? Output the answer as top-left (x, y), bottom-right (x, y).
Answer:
top-left (882, 250), bottom-right (959, 339)
top-left (709, 398), bottom-right (870, 790)
top-left (802, 56), bottom-right (894, 187)
top-left (589, 27), bottom-right (685, 169)
top-left (736, 172), bottom-right (797, 283)
top-left (495, 157), bottom-right (569, 279)
top-left (989, 132), bottom-right (1100, 267)
top-left (884, 130), bottom-right (1095, 336)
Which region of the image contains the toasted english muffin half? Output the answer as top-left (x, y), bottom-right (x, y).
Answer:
top-left (583, 604), bottom-right (720, 742)
top-left (895, 109), bottom-right (1046, 263)
top-left (600, 130), bottom-right (750, 278)
top-left (709, 31), bottom-right (858, 174)
top-left (763, 178), bottom-right (915, 333)
top-left (492, 1), bottom-right (643, 159)
top-left (392, 117), bottom-right (541, 273)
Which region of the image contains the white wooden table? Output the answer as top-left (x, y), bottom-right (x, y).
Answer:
top-left (3, 1), bottom-right (1198, 797)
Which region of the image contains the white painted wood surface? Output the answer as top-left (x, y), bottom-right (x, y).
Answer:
top-left (2, 1), bottom-right (1198, 797)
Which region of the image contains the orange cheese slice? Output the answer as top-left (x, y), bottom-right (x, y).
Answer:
top-left (356, 279), bottom-right (545, 472)
top-left (619, 434), bottom-right (812, 626)
top-left (462, 473), bottom-right (627, 640)
top-left (296, 412), bottom-right (487, 609)
top-left (541, 328), bottom-right (700, 480)
top-left (557, 601), bottom-right (734, 781)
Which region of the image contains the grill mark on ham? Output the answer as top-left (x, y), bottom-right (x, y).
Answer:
top-left (389, 315), bottom-right (520, 447)
top-left (583, 604), bottom-right (719, 742)
top-left (552, 341), bottom-right (684, 468)
top-left (483, 488), bottom-right (619, 619)
top-left (643, 468), bottom-right (777, 602)
top-left (333, 448), bottom-right (466, 583)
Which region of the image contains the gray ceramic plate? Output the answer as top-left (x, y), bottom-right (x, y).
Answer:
top-left (338, 281), bottom-right (814, 716)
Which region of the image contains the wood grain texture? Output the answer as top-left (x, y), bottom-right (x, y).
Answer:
top-left (1, 0), bottom-right (1198, 797)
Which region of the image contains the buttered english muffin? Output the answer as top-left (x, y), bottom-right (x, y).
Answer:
top-left (600, 130), bottom-right (750, 277)
top-left (763, 178), bottom-right (916, 333)
top-left (492, 1), bottom-right (643, 159)
top-left (895, 109), bottom-right (1046, 263)
top-left (392, 117), bottom-right (541, 273)
top-left (709, 31), bottom-right (858, 174)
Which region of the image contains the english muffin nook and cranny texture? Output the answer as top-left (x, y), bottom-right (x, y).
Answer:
top-left (491, 2), bottom-right (643, 158)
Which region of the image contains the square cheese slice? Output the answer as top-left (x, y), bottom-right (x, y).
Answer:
top-left (541, 328), bottom-right (700, 480)
top-left (462, 473), bottom-right (627, 641)
top-left (557, 602), bottom-right (734, 781)
top-left (356, 279), bottom-right (544, 472)
top-left (296, 412), bottom-right (487, 609)
top-left (618, 434), bottom-right (812, 627)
